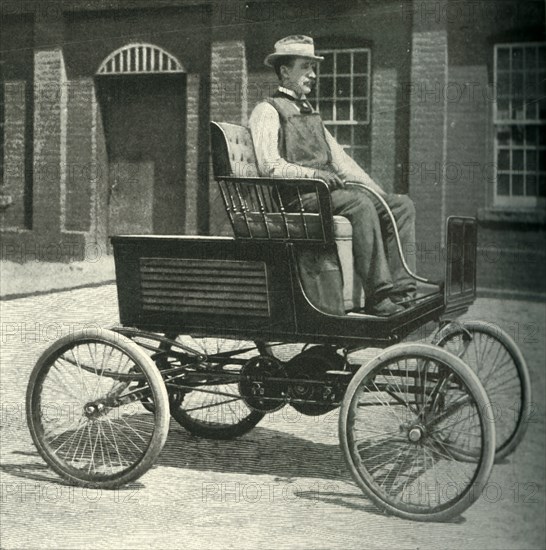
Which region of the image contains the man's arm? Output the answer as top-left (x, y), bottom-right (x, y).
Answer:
top-left (324, 128), bottom-right (387, 197)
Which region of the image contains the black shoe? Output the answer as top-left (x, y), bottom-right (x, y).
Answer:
top-left (365, 297), bottom-right (404, 316)
top-left (390, 290), bottom-right (417, 308)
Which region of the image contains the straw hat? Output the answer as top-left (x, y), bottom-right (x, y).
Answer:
top-left (264, 35), bottom-right (324, 67)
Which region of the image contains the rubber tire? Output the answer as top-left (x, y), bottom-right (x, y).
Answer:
top-left (339, 342), bottom-right (496, 522)
top-left (434, 320), bottom-right (531, 461)
top-left (26, 328), bottom-right (170, 489)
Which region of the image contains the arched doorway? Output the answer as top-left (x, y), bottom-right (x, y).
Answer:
top-left (96, 44), bottom-right (186, 236)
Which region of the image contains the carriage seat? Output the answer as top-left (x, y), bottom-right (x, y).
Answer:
top-left (210, 121), bottom-right (363, 310)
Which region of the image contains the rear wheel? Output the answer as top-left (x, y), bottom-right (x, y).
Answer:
top-left (434, 321), bottom-right (531, 460)
top-left (26, 329), bottom-right (170, 488)
top-left (340, 343), bottom-right (495, 522)
top-left (165, 336), bottom-right (266, 440)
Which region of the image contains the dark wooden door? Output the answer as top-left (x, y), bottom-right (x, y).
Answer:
top-left (98, 74), bottom-right (187, 236)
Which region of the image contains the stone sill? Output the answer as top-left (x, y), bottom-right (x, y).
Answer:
top-left (477, 207), bottom-right (546, 227)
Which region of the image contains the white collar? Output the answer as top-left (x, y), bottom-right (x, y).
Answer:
top-left (278, 86), bottom-right (307, 100)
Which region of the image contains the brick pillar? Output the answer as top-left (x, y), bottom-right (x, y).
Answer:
top-left (408, 0), bottom-right (448, 279)
top-left (185, 73), bottom-right (200, 235)
top-left (209, 36), bottom-right (248, 235)
top-left (33, 48), bottom-right (67, 236)
top-left (2, 81), bottom-right (26, 229)
top-left (65, 78), bottom-right (94, 233)
top-left (371, 69), bottom-right (397, 194)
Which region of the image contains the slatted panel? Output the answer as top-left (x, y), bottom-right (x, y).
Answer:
top-left (139, 258), bottom-right (270, 317)
top-left (97, 43), bottom-right (185, 75)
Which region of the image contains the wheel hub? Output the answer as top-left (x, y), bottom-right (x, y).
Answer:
top-left (408, 426), bottom-right (424, 443)
top-left (83, 401), bottom-right (107, 419)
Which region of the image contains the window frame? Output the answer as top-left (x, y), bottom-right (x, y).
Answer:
top-left (493, 42), bottom-right (545, 209)
top-left (312, 47), bottom-right (372, 165)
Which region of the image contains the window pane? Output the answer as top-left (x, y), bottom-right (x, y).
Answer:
top-left (498, 127), bottom-right (511, 145)
top-left (513, 150), bottom-right (524, 170)
top-left (525, 125), bottom-right (538, 144)
top-left (512, 48), bottom-right (523, 70)
top-left (320, 77), bottom-right (334, 98)
top-left (525, 47), bottom-right (536, 69)
top-left (336, 100), bottom-right (350, 120)
top-left (526, 174), bottom-right (537, 196)
top-left (539, 151), bottom-right (546, 171)
top-left (497, 73), bottom-right (510, 96)
top-left (497, 99), bottom-right (509, 119)
top-left (353, 51), bottom-right (368, 73)
top-left (336, 77), bottom-right (351, 98)
top-left (525, 101), bottom-right (537, 120)
top-left (353, 76), bottom-right (368, 97)
top-left (337, 125), bottom-right (351, 145)
top-left (526, 150), bottom-right (537, 171)
top-left (512, 125), bottom-right (524, 144)
top-left (539, 126), bottom-right (546, 146)
top-left (497, 174), bottom-right (510, 195)
top-left (321, 53), bottom-right (333, 74)
top-left (512, 99), bottom-right (524, 119)
top-left (498, 148), bottom-right (510, 170)
top-left (336, 53), bottom-right (350, 74)
top-left (525, 72), bottom-right (537, 97)
top-left (320, 101), bottom-right (333, 120)
top-left (512, 72), bottom-right (523, 96)
top-left (512, 175), bottom-right (524, 195)
top-left (354, 100), bottom-right (368, 121)
top-left (497, 48), bottom-right (510, 71)
top-left (540, 98), bottom-right (546, 121)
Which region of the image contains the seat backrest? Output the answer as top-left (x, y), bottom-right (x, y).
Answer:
top-left (210, 121), bottom-right (258, 178)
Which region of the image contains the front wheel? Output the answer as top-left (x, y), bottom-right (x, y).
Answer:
top-left (434, 320), bottom-right (531, 460)
top-left (340, 343), bottom-right (495, 522)
top-left (26, 328), bottom-right (170, 488)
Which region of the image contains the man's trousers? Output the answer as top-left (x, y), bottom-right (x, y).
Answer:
top-left (300, 187), bottom-right (417, 301)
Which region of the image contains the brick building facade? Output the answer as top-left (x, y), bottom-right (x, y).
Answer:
top-left (1, 0), bottom-right (545, 294)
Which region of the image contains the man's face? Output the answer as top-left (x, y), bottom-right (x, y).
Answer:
top-left (281, 57), bottom-right (317, 96)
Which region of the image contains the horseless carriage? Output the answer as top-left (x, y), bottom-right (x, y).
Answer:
top-left (26, 122), bottom-right (531, 522)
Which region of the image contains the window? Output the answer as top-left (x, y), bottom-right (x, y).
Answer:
top-left (494, 43), bottom-right (546, 207)
top-left (310, 48), bottom-right (371, 168)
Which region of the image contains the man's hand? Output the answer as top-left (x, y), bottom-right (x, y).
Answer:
top-left (313, 169), bottom-right (345, 190)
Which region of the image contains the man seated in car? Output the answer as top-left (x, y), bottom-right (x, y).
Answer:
top-left (249, 35), bottom-right (416, 316)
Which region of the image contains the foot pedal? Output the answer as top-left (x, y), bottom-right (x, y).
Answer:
top-left (326, 370), bottom-right (352, 376)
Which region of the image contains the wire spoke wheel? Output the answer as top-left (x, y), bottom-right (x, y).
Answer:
top-left (26, 329), bottom-right (170, 488)
top-left (165, 336), bottom-right (266, 439)
top-left (340, 343), bottom-right (495, 522)
top-left (434, 321), bottom-right (531, 460)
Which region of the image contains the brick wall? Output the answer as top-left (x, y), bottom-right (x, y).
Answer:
top-left (408, 30), bottom-right (448, 281)
top-left (2, 81), bottom-right (26, 230)
top-left (371, 69), bottom-right (397, 194)
top-left (209, 39), bottom-right (248, 235)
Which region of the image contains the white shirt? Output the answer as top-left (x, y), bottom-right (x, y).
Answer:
top-left (248, 86), bottom-right (377, 187)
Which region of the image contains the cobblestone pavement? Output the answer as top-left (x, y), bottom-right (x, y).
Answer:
top-left (1, 285), bottom-right (545, 549)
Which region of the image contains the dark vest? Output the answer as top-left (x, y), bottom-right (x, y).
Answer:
top-left (264, 95), bottom-right (333, 206)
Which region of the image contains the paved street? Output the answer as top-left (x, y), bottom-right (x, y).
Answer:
top-left (1, 285), bottom-right (545, 549)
